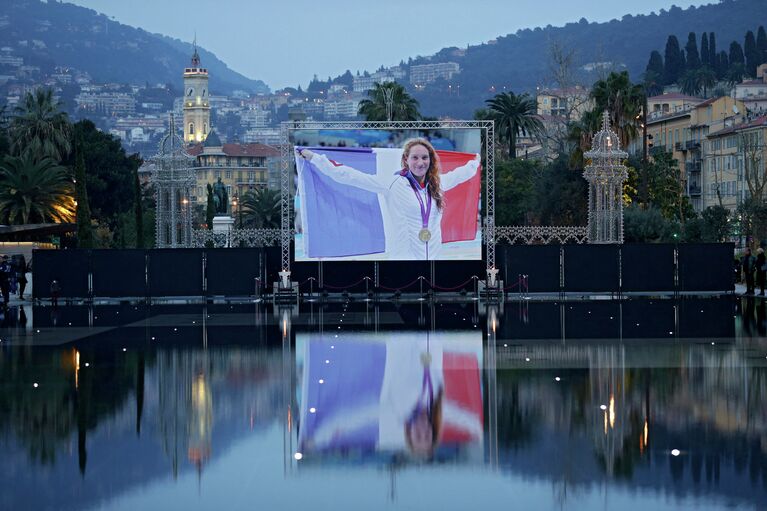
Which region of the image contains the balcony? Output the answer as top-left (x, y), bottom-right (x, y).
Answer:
top-left (685, 140), bottom-right (701, 150)
top-left (688, 185), bottom-right (701, 196)
top-left (685, 161), bottom-right (702, 172)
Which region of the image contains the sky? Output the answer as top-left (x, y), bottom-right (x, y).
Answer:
top-left (67, 0), bottom-right (705, 90)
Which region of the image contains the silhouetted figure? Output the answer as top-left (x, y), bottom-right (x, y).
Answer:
top-left (741, 248), bottom-right (755, 294)
top-left (0, 255), bottom-right (11, 306)
top-left (757, 248), bottom-right (766, 296)
top-left (50, 280), bottom-right (60, 307)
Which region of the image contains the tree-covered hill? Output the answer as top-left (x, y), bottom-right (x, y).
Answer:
top-left (407, 0), bottom-right (767, 117)
top-left (0, 0), bottom-right (269, 94)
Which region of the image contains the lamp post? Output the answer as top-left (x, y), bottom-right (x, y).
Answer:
top-left (231, 194), bottom-right (240, 229)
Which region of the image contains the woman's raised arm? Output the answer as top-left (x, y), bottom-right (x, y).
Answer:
top-left (441, 154), bottom-right (481, 191)
top-left (297, 149), bottom-right (389, 194)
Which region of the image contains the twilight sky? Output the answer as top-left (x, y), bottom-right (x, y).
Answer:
top-left (67, 0), bottom-right (704, 90)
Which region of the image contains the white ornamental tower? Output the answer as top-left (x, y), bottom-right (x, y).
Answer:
top-left (583, 111), bottom-right (629, 244)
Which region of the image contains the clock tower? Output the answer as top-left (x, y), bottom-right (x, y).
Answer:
top-left (183, 42), bottom-right (211, 144)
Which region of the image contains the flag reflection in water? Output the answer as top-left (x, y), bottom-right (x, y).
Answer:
top-left (296, 331), bottom-right (483, 462)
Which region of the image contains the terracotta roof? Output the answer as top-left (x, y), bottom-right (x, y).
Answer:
top-left (222, 143), bottom-right (279, 157)
top-left (738, 79), bottom-right (767, 86)
top-left (648, 92), bottom-right (701, 102)
top-left (707, 115), bottom-right (767, 137)
top-left (694, 97), bottom-right (718, 108)
top-left (187, 142), bottom-right (279, 158)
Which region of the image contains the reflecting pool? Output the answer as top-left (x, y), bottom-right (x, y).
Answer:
top-left (1, 296), bottom-right (765, 510)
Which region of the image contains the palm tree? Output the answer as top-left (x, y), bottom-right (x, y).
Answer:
top-left (241, 187), bottom-right (281, 228)
top-left (590, 71), bottom-right (644, 148)
top-left (10, 88), bottom-right (72, 161)
top-left (566, 109), bottom-right (602, 169)
top-left (642, 70), bottom-right (664, 98)
top-left (727, 63), bottom-right (745, 86)
top-left (358, 82), bottom-right (420, 121)
top-left (0, 154), bottom-right (75, 224)
top-left (697, 66), bottom-right (717, 97)
top-left (680, 69), bottom-right (703, 96)
top-left (485, 91), bottom-right (543, 159)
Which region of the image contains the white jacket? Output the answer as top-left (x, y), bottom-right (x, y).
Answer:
top-left (311, 153), bottom-right (479, 260)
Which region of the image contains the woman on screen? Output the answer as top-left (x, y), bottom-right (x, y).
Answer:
top-left (297, 138), bottom-right (480, 260)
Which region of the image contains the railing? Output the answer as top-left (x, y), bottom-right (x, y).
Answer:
top-left (685, 140), bottom-right (701, 150)
top-left (491, 226), bottom-right (588, 245)
top-left (190, 225), bottom-right (590, 248)
top-left (192, 228), bottom-right (282, 248)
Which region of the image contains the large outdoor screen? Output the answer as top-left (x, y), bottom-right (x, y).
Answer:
top-left (295, 331), bottom-right (484, 463)
top-left (292, 128), bottom-right (482, 261)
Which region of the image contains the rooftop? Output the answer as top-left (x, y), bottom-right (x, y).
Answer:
top-left (188, 142), bottom-right (280, 158)
top-left (707, 115), bottom-right (767, 138)
top-left (647, 92), bottom-right (702, 102)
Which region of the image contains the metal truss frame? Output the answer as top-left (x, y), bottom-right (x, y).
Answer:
top-left (191, 228), bottom-right (283, 248)
top-left (279, 120), bottom-right (495, 274)
top-left (494, 225), bottom-right (589, 245)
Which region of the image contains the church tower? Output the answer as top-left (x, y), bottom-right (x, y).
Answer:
top-left (183, 42), bottom-right (210, 144)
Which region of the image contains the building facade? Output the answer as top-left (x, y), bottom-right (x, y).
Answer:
top-left (646, 96), bottom-right (746, 212)
top-left (704, 115), bottom-right (767, 213)
top-left (409, 62), bottom-right (460, 86)
top-left (187, 131), bottom-right (280, 206)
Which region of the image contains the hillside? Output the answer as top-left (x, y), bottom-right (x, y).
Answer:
top-left (0, 0), bottom-right (269, 94)
top-left (405, 0), bottom-right (767, 117)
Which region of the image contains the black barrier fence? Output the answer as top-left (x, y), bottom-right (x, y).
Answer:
top-left (32, 243), bottom-right (734, 299)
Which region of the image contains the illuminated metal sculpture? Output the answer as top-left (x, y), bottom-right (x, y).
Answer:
top-left (150, 115), bottom-right (196, 248)
top-left (583, 111), bottom-right (628, 244)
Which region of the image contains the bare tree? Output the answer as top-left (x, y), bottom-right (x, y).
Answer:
top-left (538, 42), bottom-right (591, 161)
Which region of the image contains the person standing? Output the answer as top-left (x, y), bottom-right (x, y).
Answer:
top-left (0, 256), bottom-right (10, 306)
top-left (16, 256), bottom-right (28, 300)
top-left (757, 248), bottom-right (766, 296)
top-left (741, 247), bottom-right (756, 295)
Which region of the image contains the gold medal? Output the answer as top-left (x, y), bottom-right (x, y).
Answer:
top-left (419, 228), bottom-right (431, 242)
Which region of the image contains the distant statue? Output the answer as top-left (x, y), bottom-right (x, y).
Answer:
top-left (212, 177), bottom-right (229, 215)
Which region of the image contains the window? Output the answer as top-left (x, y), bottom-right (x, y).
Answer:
top-left (225, 170), bottom-right (232, 179)
top-left (189, 123), bottom-right (194, 135)
top-left (215, 170), bottom-right (221, 179)
top-left (203, 123), bottom-right (208, 135)
top-left (249, 171), bottom-right (255, 181)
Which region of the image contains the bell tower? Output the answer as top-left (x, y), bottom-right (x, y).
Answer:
top-left (183, 40), bottom-right (210, 144)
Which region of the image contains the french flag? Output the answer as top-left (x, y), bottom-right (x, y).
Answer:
top-left (296, 147), bottom-right (481, 259)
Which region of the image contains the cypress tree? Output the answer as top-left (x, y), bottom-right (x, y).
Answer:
top-left (74, 146), bottom-right (93, 248)
top-left (664, 35), bottom-right (684, 85)
top-left (717, 50), bottom-right (729, 80)
top-left (685, 32), bottom-right (700, 70)
top-left (730, 41), bottom-right (745, 66)
top-left (701, 33), bottom-right (710, 67)
top-left (745, 30), bottom-right (759, 77)
top-left (646, 51), bottom-right (665, 82)
top-left (758, 26), bottom-right (767, 64)
top-left (709, 32), bottom-right (717, 65)
top-left (133, 166), bottom-right (143, 248)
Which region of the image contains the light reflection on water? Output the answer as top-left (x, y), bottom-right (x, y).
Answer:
top-left (0, 297), bottom-right (765, 511)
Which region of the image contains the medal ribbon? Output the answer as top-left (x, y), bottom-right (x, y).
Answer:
top-left (403, 171), bottom-right (432, 231)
